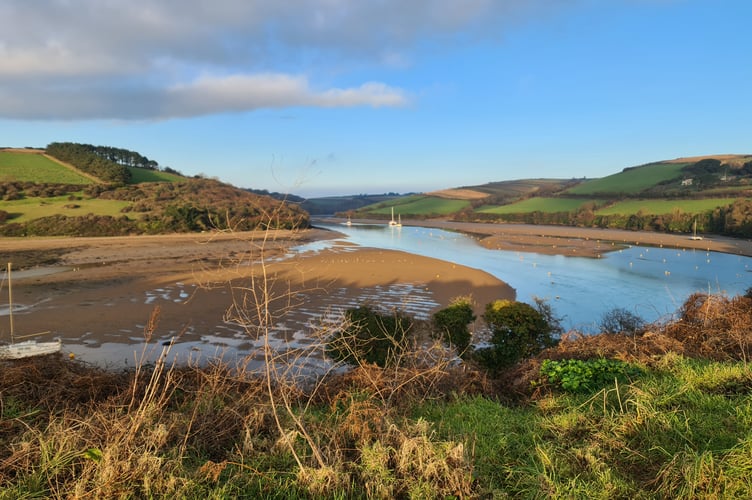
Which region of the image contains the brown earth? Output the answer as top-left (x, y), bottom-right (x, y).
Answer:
top-left (0, 228), bottom-right (513, 367)
top-left (2, 221), bottom-right (750, 368)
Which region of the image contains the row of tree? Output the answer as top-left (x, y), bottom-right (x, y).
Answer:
top-left (46, 142), bottom-right (131, 185)
top-left (460, 198), bottom-right (752, 239)
top-left (83, 145), bottom-right (159, 170)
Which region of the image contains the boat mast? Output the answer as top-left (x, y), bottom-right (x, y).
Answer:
top-left (7, 263), bottom-right (14, 344)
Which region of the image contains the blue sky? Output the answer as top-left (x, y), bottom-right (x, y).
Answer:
top-left (1, 1), bottom-right (750, 197)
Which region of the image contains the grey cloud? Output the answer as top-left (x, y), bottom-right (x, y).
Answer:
top-left (0, 0), bottom-right (565, 120)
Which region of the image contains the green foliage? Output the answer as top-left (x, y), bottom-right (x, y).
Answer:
top-left (540, 358), bottom-right (643, 393)
top-left (46, 142), bottom-right (131, 184)
top-left (475, 300), bottom-right (558, 371)
top-left (431, 296), bottom-right (475, 354)
top-left (327, 305), bottom-right (414, 367)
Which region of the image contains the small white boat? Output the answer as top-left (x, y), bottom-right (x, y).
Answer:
top-left (0, 339), bottom-right (62, 360)
top-left (689, 220), bottom-right (703, 240)
top-left (1, 263), bottom-right (62, 360)
top-left (389, 207), bottom-right (401, 227)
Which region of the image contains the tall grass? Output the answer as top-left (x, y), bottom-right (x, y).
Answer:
top-left (1, 208), bottom-right (751, 497)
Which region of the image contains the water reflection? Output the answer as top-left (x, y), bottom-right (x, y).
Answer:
top-left (311, 221), bottom-right (752, 331)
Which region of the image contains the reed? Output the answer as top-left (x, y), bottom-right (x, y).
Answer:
top-left (1, 206), bottom-right (751, 497)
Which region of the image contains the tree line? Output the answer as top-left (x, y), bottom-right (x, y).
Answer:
top-left (46, 142), bottom-right (132, 185)
top-left (460, 198), bottom-right (752, 239)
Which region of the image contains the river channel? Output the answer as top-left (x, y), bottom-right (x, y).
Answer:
top-left (308, 221), bottom-right (752, 332)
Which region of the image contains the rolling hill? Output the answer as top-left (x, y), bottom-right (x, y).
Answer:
top-left (0, 146), bottom-right (309, 236)
top-left (340, 154), bottom-right (752, 238)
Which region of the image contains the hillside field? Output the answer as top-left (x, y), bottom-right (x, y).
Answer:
top-left (0, 151), bottom-right (93, 185)
top-left (565, 162), bottom-right (689, 195)
top-left (367, 195), bottom-right (471, 216)
top-left (1, 193), bottom-right (132, 223)
top-left (477, 197), bottom-right (601, 214)
top-left (127, 166), bottom-right (184, 183)
top-left (595, 198), bottom-right (737, 216)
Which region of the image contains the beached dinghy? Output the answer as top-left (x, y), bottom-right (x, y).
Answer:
top-left (1, 263), bottom-right (62, 360)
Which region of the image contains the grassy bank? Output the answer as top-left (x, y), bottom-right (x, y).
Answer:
top-left (1, 292), bottom-right (751, 498)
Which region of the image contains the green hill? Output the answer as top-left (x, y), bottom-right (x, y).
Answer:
top-left (340, 155), bottom-right (752, 238)
top-left (0, 150), bottom-right (94, 185)
top-left (565, 162), bottom-right (689, 195)
top-left (0, 147), bottom-right (309, 236)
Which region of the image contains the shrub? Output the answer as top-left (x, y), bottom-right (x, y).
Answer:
top-left (326, 306), bottom-right (414, 368)
top-left (475, 300), bottom-right (558, 372)
top-left (539, 358), bottom-right (643, 393)
top-left (431, 296), bottom-right (475, 355)
top-left (599, 307), bottom-right (646, 335)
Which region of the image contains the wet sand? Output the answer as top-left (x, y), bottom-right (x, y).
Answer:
top-left (0, 228), bottom-right (513, 367)
top-left (2, 221), bottom-right (750, 367)
top-left (334, 218), bottom-right (752, 258)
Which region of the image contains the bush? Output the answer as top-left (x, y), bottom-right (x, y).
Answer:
top-left (475, 300), bottom-right (558, 372)
top-left (599, 307), bottom-right (646, 335)
top-left (326, 306), bottom-right (414, 368)
top-left (432, 296), bottom-right (475, 355)
top-left (540, 358), bottom-right (643, 393)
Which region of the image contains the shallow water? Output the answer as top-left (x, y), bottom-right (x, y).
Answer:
top-left (4, 224), bottom-right (750, 369)
top-left (310, 222), bottom-right (752, 331)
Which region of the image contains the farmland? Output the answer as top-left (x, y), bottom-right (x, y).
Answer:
top-left (565, 162), bottom-right (688, 195)
top-left (0, 151), bottom-right (93, 185)
top-left (477, 197), bottom-right (600, 214)
top-left (368, 195), bottom-right (470, 216)
top-left (596, 198), bottom-right (737, 216)
top-left (127, 166), bottom-right (185, 183)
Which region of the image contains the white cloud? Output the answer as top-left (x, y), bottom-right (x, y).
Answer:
top-left (0, 0), bottom-right (564, 120)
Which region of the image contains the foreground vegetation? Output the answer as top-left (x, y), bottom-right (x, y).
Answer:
top-left (1, 290), bottom-right (750, 498)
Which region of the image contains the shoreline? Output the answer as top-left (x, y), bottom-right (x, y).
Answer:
top-left (319, 218), bottom-right (752, 258)
top-left (2, 220), bottom-right (750, 368)
top-left (1, 229), bottom-right (514, 367)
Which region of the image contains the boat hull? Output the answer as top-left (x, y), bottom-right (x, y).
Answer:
top-left (0, 339), bottom-right (62, 360)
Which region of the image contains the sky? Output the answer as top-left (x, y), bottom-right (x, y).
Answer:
top-left (1, 1), bottom-right (750, 198)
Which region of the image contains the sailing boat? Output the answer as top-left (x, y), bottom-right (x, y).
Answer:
top-left (0, 263), bottom-right (61, 359)
top-left (389, 207), bottom-right (401, 227)
top-left (689, 219), bottom-right (703, 241)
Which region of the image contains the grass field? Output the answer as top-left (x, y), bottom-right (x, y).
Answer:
top-left (127, 167), bottom-right (184, 183)
top-left (476, 197), bottom-right (600, 214)
top-left (0, 151), bottom-right (93, 184)
top-left (566, 162), bottom-right (688, 195)
top-left (0, 194), bottom-right (133, 222)
top-left (596, 198), bottom-right (736, 215)
top-left (368, 196), bottom-right (471, 216)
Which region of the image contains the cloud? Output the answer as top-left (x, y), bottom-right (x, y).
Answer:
top-left (0, 0), bottom-right (563, 120)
